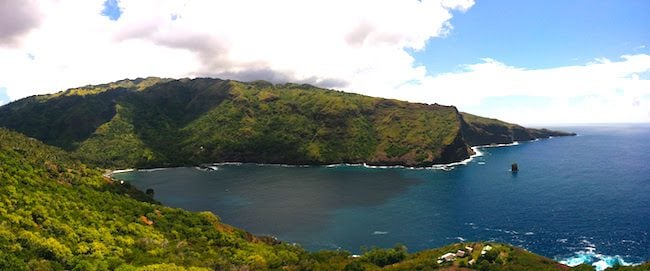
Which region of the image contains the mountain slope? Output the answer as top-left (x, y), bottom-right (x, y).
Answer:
top-left (0, 128), bottom-right (310, 270)
top-left (0, 77), bottom-right (573, 168)
top-left (460, 112), bottom-right (574, 146)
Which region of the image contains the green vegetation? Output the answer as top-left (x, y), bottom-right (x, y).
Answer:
top-left (460, 112), bottom-right (574, 146)
top-left (362, 245), bottom-right (408, 267)
top-left (0, 126), bottom-right (641, 270)
top-left (0, 78), bottom-right (572, 169)
top-left (0, 128), bottom-right (310, 270)
top-left (0, 78), bottom-right (591, 270)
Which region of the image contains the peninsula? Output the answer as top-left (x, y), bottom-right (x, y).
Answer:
top-left (0, 77), bottom-right (574, 169)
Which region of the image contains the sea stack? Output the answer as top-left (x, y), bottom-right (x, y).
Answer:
top-left (511, 163), bottom-right (519, 172)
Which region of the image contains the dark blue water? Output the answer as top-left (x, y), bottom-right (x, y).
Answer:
top-left (114, 125), bottom-right (650, 270)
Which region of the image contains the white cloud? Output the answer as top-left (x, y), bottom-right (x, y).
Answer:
top-left (1, 0), bottom-right (649, 124)
top-left (0, 0), bottom-right (471, 99)
top-left (0, 0), bottom-right (43, 46)
top-left (0, 0), bottom-right (200, 98)
top-left (387, 54), bottom-right (650, 124)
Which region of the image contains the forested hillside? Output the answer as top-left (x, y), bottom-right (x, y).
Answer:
top-left (0, 128), bottom-right (310, 270)
top-left (0, 78), bottom-right (573, 169)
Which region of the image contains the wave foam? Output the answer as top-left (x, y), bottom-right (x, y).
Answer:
top-left (558, 251), bottom-right (639, 271)
top-left (445, 236), bottom-right (466, 242)
top-left (111, 169), bottom-right (134, 174)
top-left (475, 141), bottom-right (520, 148)
top-left (213, 162), bottom-right (243, 166)
top-left (139, 167), bottom-right (169, 172)
top-left (427, 146), bottom-right (485, 170)
top-left (195, 165), bottom-right (219, 171)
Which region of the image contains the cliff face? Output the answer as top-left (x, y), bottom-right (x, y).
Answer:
top-left (434, 128), bottom-right (475, 165)
top-left (459, 112), bottom-right (576, 146)
top-left (0, 77), bottom-right (573, 168)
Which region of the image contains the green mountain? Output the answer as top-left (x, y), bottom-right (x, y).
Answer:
top-left (0, 77), bottom-right (573, 169)
top-left (5, 127), bottom-right (648, 270)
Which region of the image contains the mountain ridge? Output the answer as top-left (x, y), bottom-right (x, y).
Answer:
top-left (0, 77), bottom-right (574, 169)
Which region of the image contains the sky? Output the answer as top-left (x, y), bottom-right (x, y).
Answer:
top-left (0, 0), bottom-right (649, 125)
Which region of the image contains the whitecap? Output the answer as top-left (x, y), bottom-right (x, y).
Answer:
top-left (446, 236), bottom-right (466, 242)
top-left (592, 260), bottom-right (610, 271)
top-left (558, 251), bottom-right (639, 271)
top-left (372, 231), bottom-right (388, 235)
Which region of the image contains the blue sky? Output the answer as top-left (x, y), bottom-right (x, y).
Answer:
top-left (0, 87), bottom-right (9, 105)
top-left (1, 0), bottom-right (649, 124)
top-left (417, 0), bottom-right (650, 74)
top-left (409, 0), bottom-right (650, 124)
top-left (101, 0), bottom-right (121, 21)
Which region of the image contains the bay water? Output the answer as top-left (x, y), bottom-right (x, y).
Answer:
top-left (114, 125), bottom-right (650, 270)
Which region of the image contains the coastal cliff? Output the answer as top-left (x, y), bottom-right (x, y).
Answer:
top-left (0, 77), bottom-right (573, 168)
top-left (460, 112), bottom-right (575, 146)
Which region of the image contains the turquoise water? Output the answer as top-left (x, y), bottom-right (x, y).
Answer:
top-left (114, 125), bottom-right (650, 270)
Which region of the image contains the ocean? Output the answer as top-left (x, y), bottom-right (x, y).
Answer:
top-left (113, 125), bottom-right (650, 270)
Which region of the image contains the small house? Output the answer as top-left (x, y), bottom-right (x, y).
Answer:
top-left (456, 250), bottom-right (466, 257)
top-left (481, 245), bottom-right (493, 255)
top-left (440, 252), bottom-right (456, 262)
top-left (465, 246), bottom-right (474, 253)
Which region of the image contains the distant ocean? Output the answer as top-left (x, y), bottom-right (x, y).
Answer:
top-left (114, 124), bottom-right (650, 271)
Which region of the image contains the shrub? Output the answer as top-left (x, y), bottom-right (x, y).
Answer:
top-left (362, 244), bottom-right (407, 267)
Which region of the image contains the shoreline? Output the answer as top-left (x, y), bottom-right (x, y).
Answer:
top-left (103, 168), bottom-right (134, 178)
top-left (104, 135), bottom-right (648, 268)
top-left (109, 138), bottom-right (541, 176)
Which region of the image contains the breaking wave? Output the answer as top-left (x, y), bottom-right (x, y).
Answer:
top-left (558, 251), bottom-right (639, 271)
top-left (557, 239), bottom-right (641, 271)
